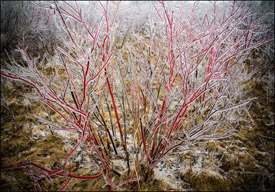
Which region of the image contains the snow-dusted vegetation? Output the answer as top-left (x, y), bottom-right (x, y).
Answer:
top-left (1, 1), bottom-right (274, 191)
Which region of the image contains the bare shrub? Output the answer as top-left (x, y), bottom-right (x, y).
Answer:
top-left (1, 1), bottom-right (274, 191)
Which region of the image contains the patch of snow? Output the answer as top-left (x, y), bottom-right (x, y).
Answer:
top-left (154, 165), bottom-right (184, 190)
top-left (75, 155), bottom-right (82, 162)
top-left (112, 159), bottom-right (127, 170)
top-left (40, 129), bottom-right (47, 137)
top-left (33, 135), bottom-right (39, 140)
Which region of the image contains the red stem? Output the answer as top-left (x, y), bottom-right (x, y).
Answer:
top-left (1, 162), bottom-right (103, 179)
top-left (60, 177), bottom-right (72, 191)
top-left (106, 73), bottom-right (127, 153)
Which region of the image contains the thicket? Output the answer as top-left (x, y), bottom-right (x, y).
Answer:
top-left (1, 1), bottom-right (274, 191)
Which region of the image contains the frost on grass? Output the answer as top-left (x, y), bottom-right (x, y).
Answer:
top-left (0, 1), bottom-right (274, 191)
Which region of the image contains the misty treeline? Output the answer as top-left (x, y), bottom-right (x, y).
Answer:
top-left (1, 1), bottom-right (273, 56)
